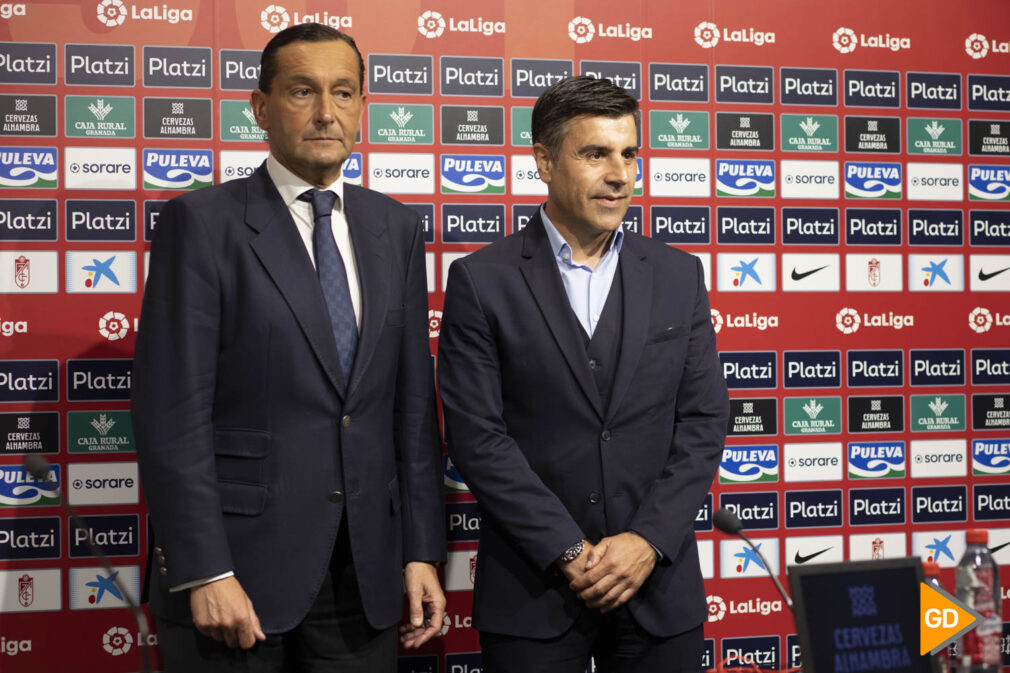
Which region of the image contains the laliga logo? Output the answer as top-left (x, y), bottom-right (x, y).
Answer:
top-left (568, 16), bottom-right (595, 43)
top-left (970, 306), bottom-right (993, 333)
top-left (710, 308), bottom-right (724, 334)
top-left (832, 27), bottom-right (858, 53)
top-left (260, 4), bottom-right (289, 33)
top-left (99, 311), bottom-right (129, 341)
top-left (707, 594), bottom-right (727, 622)
top-left (836, 307), bottom-right (861, 334)
top-left (965, 33), bottom-right (989, 59)
top-left (428, 309), bottom-right (442, 338)
top-left (694, 21), bottom-right (719, 48)
top-left (102, 626), bottom-right (132, 656)
top-left (96, 0), bottom-right (126, 26)
top-left (418, 10), bottom-right (445, 38)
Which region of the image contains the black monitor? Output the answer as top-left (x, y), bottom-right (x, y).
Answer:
top-left (788, 557), bottom-right (931, 673)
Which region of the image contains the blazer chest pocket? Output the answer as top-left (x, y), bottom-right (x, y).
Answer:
top-left (386, 308), bottom-right (405, 326)
top-left (645, 324), bottom-right (688, 345)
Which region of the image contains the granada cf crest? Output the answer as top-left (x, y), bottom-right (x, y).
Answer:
top-left (14, 255), bottom-right (29, 289)
top-left (469, 554), bottom-right (477, 584)
top-left (867, 258), bottom-right (881, 287)
top-left (18, 574), bottom-right (34, 607)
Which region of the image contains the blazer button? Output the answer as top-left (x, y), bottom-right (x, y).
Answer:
top-left (588, 492), bottom-right (602, 504)
top-left (601, 429), bottom-right (611, 441)
top-left (341, 415), bottom-right (351, 428)
top-left (329, 490), bottom-right (344, 504)
top-left (159, 567), bottom-right (168, 576)
top-left (153, 546), bottom-right (162, 555)
top-left (588, 359), bottom-right (598, 369)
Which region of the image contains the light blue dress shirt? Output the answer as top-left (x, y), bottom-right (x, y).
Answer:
top-left (540, 206), bottom-right (624, 338)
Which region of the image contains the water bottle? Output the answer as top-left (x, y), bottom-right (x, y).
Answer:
top-left (954, 530), bottom-right (1002, 672)
top-left (924, 561), bottom-right (952, 673)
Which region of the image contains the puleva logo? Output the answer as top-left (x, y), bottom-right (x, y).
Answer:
top-left (0, 148), bottom-right (57, 188)
top-left (260, 4), bottom-right (289, 33)
top-left (716, 160), bottom-right (775, 197)
top-left (845, 162), bottom-right (901, 199)
top-left (440, 154), bottom-right (505, 194)
top-left (0, 465), bottom-right (59, 506)
top-left (973, 439), bottom-right (1010, 475)
top-left (142, 149), bottom-right (212, 190)
top-left (848, 442), bottom-right (906, 478)
top-left (832, 26), bottom-right (910, 53)
top-left (968, 165), bottom-right (1010, 200)
top-left (719, 445), bottom-right (778, 483)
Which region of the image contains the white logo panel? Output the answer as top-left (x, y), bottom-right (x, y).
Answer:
top-left (907, 163), bottom-right (963, 201)
top-left (67, 462), bottom-right (139, 505)
top-left (845, 253), bottom-right (903, 291)
top-left (780, 160), bottom-right (839, 199)
top-left (781, 253), bottom-right (840, 291)
top-left (909, 439), bottom-right (967, 478)
top-left (367, 153), bottom-right (435, 194)
top-left (510, 155), bottom-right (547, 196)
top-left (783, 442), bottom-right (843, 482)
top-left (64, 147), bottom-right (136, 190)
top-left (649, 158), bottom-right (710, 197)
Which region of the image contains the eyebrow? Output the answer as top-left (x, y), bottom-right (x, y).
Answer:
top-left (577, 144), bottom-right (639, 154)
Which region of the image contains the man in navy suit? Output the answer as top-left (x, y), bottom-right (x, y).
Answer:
top-left (132, 24), bottom-right (445, 672)
top-left (438, 76), bottom-right (728, 672)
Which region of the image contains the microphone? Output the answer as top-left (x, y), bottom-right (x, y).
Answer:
top-left (24, 455), bottom-right (152, 673)
top-left (713, 507), bottom-right (793, 611)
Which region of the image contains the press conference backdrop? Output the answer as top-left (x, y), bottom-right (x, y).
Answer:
top-left (1, 0), bottom-right (1009, 670)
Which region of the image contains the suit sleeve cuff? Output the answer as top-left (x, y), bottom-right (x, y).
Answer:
top-left (170, 571), bottom-right (234, 593)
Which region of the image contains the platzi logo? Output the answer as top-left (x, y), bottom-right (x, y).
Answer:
top-left (693, 20), bottom-right (774, 48)
top-left (440, 155), bottom-right (505, 194)
top-left (142, 149), bottom-right (212, 190)
top-left (965, 33), bottom-right (1010, 59)
top-left (566, 16), bottom-right (651, 42)
top-left (96, 0), bottom-right (193, 26)
top-left (418, 10), bottom-right (503, 39)
top-left (832, 26), bottom-right (910, 53)
top-left (261, 4), bottom-right (348, 33)
top-left (0, 148), bottom-right (57, 189)
top-left (716, 160), bottom-right (775, 197)
top-left (968, 165), bottom-right (1010, 201)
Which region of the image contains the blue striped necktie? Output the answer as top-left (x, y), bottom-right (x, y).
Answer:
top-left (299, 188), bottom-right (357, 390)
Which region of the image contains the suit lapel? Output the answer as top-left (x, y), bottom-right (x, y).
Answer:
top-left (605, 234), bottom-right (651, 424)
top-left (342, 184), bottom-right (388, 398)
top-left (245, 165), bottom-right (347, 398)
top-left (519, 213), bottom-right (604, 421)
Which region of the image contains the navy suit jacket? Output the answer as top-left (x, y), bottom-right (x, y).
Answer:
top-left (132, 164), bottom-right (445, 633)
top-left (438, 212), bottom-right (728, 638)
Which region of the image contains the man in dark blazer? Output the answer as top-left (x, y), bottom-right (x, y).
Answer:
top-left (132, 24), bottom-right (445, 671)
top-left (438, 76), bottom-right (729, 672)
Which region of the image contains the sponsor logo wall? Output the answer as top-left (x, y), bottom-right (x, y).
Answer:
top-left (0, 1), bottom-right (1008, 671)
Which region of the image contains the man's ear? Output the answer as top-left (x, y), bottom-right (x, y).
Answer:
top-left (532, 142), bottom-right (553, 185)
top-left (249, 89), bottom-right (269, 132)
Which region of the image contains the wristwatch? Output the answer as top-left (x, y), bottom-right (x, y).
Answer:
top-left (559, 539), bottom-right (585, 564)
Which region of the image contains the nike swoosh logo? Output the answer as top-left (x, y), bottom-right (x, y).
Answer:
top-left (794, 547), bottom-right (832, 564)
top-left (791, 265), bottom-right (828, 281)
top-left (991, 541), bottom-right (1010, 554)
top-left (978, 266), bottom-right (1010, 281)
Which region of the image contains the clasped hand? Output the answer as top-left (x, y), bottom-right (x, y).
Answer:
top-left (563, 532), bottom-right (658, 613)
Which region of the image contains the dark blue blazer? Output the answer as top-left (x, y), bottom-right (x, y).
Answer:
top-left (438, 212), bottom-right (728, 638)
top-left (132, 164), bottom-right (445, 633)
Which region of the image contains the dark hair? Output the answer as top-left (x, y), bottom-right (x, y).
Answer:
top-left (531, 75), bottom-right (640, 157)
top-left (258, 23), bottom-right (364, 93)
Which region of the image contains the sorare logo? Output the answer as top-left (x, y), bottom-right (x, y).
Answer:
top-left (848, 441), bottom-right (906, 479)
top-left (968, 164), bottom-right (1010, 201)
top-left (844, 162), bottom-right (902, 199)
top-left (715, 160), bottom-right (775, 197)
top-left (142, 149), bottom-right (212, 190)
top-left (719, 445), bottom-right (778, 483)
top-left (0, 147), bottom-right (57, 189)
top-left (440, 154), bottom-right (505, 194)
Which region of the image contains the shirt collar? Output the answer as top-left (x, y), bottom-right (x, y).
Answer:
top-left (539, 205), bottom-right (624, 266)
top-left (266, 153), bottom-right (346, 211)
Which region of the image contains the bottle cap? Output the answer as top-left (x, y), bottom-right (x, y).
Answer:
top-left (965, 529), bottom-right (988, 545)
top-left (922, 561), bottom-right (941, 577)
